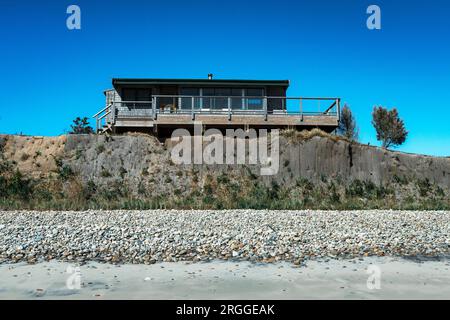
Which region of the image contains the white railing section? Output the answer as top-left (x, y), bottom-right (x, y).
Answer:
top-left (93, 96), bottom-right (340, 132)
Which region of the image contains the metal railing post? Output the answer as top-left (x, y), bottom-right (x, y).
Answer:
top-left (263, 96), bottom-right (268, 121)
top-left (191, 96), bottom-right (195, 120)
top-left (173, 97), bottom-right (176, 113)
top-left (300, 98), bottom-right (304, 122)
top-left (112, 92), bottom-right (116, 125)
top-left (227, 97), bottom-right (231, 121)
top-left (337, 98), bottom-right (341, 121)
top-left (152, 96), bottom-right (157, 120)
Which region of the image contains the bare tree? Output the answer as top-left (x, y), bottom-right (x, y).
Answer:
top-left (337, 104), bottom-right (358, 141)
top-left (70, 117), bottom-right (94, 134)
top-left (371, 106), bottom-right (408, 148)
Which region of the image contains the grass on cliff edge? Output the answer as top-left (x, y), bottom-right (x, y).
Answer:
top-left (0, 170), bottom-right (448, 211)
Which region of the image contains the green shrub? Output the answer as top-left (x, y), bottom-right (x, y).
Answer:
top-left (217, 173), bottom-right (229, 184)
top-left (53, 156), bottom-right (63, 168)
top-left (204, 183), bottom-right (213, 195)
top-left (70, 117), bottom-right (94, 134)
top-left (417, 178), bottom-right (431, 197)
top-left (328, 182), bottom-right (341, 203)
top-left (296, 177), bottom-right (314, 190)
top-left (138, 181), bottom-right (146, 195)
top-left (435, 186), bottom-right (445, 198)
top-left (34, 187), bottom-right (52, 201)
top-left (7, 170), bottom-right (33, 200)
top-left (346, 180), bottom-right (366, 197)
top-left (0, 176), bottom-right (7, 198)
top-left (346, 179), bottom-right (390, 199)
top-left (59, 165), bottom-right (74, 180)
top-left (372, 106), bottom-right (408, 148)
top-left (83, 180), bottom-right (97, 200)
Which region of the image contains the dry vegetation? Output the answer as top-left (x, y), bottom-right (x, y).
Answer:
top-left (0, 132), bottom-right (449, 211)
top-left (281, 128), bottom-right (346, 144)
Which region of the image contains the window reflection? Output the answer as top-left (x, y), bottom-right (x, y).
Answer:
top-left (178, 87), bottom-right (264, 110)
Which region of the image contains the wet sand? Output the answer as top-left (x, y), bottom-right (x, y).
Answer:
top-left (0, 257), bottom-right (449, 300)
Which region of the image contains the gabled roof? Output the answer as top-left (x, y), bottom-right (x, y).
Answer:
top-left (112, 78), bottom-right (290, 87)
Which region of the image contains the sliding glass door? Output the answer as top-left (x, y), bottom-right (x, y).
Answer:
top-left (178, 87), bottom-right (264, 111)
top-left (200, 88), bottom-right (258, 110)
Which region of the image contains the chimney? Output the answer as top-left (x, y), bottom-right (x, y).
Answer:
top-left (208, 73), bottom-right (213, 80)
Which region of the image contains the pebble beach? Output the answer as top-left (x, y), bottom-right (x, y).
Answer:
top-left (1, 210), bottom-right (450, 299)
top-left (1, 210), bottom-right (449, 265)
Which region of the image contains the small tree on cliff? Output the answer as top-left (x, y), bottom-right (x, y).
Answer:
top-left (371, 106), bottom-right (408, 148)
top-left (70, 117), bottom-right (94, 134)
top-left (337, 104), bottom-right (358, 141)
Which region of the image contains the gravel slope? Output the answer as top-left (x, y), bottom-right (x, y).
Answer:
top-left (0, 210), bottom-right (449, 265)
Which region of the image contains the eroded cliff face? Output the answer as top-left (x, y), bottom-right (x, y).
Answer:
top-left (1, 132), bottom-right (449, 196)
top-left (277, 135), bottom-right (450, 190)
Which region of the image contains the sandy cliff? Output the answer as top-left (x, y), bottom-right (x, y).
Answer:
top-left (1, 131), bottom-right (449, 209)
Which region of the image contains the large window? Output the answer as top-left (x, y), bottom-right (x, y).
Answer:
top-left (178, 87), bottom-right (264, 110)
top-left (180, 88), bottom-right (200, 109)
top-left (245, 88), bottom-right (264, 110)
top-left (200, 88), bottom-right (257, 110)
top-left (213, 88), bottom-right (231, 109)
top-left (121, 88), bottom-right (151, 108)
top-left (231, 88), bottom-right (243, 110)
top-left (202, 88), bottom-right (215, 109)
top-left (201, 88), bottom-right (232, 109)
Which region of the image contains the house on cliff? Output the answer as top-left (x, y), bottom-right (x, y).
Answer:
top-left (93, 75), bottom-right (340, 136)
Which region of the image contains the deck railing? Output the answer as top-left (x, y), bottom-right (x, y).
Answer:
top-left (93, 96), bottom-right (340, 132)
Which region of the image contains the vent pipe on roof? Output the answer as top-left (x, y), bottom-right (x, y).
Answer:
top-left (208, 73), bottom-right (213, 80)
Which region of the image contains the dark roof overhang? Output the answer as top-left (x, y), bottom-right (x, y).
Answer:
top-left (112, 78), bottom-right (290, 87)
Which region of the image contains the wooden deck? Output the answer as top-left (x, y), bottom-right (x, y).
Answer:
top-left (94, 95), bottom-right (341, 134)
top-left (114, 114), bottom-right (338, 128)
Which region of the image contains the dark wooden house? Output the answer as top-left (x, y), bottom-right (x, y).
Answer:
top-left (94, 76), bottom-right (340, 135)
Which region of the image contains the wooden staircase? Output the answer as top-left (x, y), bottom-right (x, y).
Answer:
top-left (93, 103), bottom-right (113, 134)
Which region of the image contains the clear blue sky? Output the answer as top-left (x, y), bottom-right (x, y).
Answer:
top-left (1, 0), bottom-right (449, 156)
